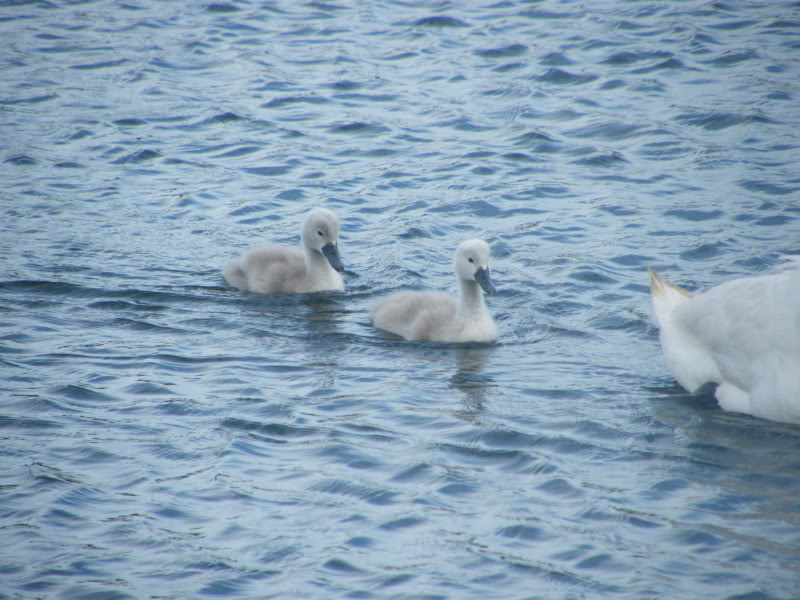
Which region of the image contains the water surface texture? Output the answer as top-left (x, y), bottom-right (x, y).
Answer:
top-left (2, 1), bottom-right (799, 599)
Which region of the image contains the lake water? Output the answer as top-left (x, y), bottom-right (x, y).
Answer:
top-left (1, 1), bottom-right (799, 598)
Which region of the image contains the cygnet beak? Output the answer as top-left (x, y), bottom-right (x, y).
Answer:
top-left (474, 266), bottom-right (496, 295)
top-left (321, 242), bottom-right (344, 273)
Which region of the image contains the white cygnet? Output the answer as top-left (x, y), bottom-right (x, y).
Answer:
top-left (648, 264), bottom-right (800, 424)
top-left (223, 208), bottom-right (345, 294)
top-left (370, 239), bottom-right (498, 343)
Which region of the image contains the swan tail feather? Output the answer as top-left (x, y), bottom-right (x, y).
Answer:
top-left (648, 267), bottom-right (692, 326)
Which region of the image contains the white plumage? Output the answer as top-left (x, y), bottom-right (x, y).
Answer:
top-left (371, 239), bottom-right (498, 343)
top-left (223, 208), bottom-right (345, 294)
top-left (648, 263), bottom-right (800, 424)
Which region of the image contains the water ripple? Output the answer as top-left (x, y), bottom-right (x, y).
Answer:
top-left (1, 1), bottom-right (798, 599)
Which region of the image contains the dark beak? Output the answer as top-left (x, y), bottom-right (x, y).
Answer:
top-left (474, 266), bottom-right (496, 295)
top-left (321, 242), bottom-right (344, 273)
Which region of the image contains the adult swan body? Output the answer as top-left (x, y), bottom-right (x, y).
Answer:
top-left (223, 208), bottom-right (345, 294)
top-left (648, 264), bottom-right (800, 424)
top-left (371, 239), bottom-right (498, 343)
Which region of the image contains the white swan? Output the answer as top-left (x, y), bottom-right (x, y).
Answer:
top-left (648, 263), bottom-right (800, 424)
top-left (370, 239), bottom-right (498, 343)
top-left (223, 208), bottom-right (344, 293)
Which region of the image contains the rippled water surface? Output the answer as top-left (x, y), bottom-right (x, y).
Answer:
top-left (2, 1), bottom-right (800, 598)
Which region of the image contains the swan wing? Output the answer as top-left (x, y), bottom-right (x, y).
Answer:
top-left (675, 271), bottom-right (800, 421)
top-left (371, 291), bottom-right (457, 341)
top-left (651, 266), bottom-right (800, 423)
top-left (239, 246), bottom-right (307, 293)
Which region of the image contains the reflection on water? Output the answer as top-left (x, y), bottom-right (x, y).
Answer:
top-left (451, 344), bottom-right (494, 417)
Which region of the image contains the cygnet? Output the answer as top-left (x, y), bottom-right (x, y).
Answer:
top-left (223, 208), bottom-right (344, 293)
top-left (371, 239), bottom-right (498, 342)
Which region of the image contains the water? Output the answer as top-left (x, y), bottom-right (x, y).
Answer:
top-left (1, 1), bottom-right (799, 598)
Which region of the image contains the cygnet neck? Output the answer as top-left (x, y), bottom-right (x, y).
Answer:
top-left (456, 277), bottom-right (487, 321)
top-left (304, 244), bottom-right (333, 278)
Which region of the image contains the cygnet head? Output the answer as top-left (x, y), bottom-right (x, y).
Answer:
top-left (454, 239), bottom-right (496, 295)
top-left (302, 208), bottom-right (344, 272)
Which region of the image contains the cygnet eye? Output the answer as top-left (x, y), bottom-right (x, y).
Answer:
top-left (468, 257), bottom-right (474, 263)
top-left (317, 231), bottom-right (324, 237)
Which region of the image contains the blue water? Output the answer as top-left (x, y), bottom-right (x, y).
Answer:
top-left (2, 1), bottom-right (799, 598)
